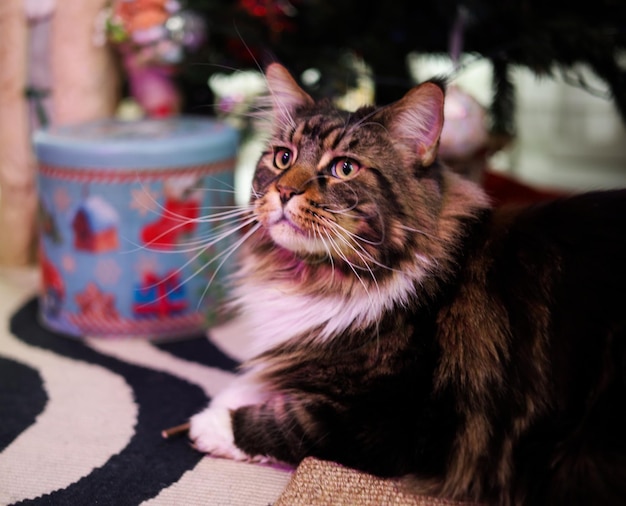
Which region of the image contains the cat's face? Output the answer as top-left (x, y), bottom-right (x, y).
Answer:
top-left (249, 64), bottom-right (446, 277)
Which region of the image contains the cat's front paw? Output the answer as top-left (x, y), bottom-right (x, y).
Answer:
top-left (189, 407), bottom-right (250, 460)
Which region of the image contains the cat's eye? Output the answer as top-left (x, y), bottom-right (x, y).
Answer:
top-left (274, 148), bottom-right (294, 170)
top-left (330, 158), bottom-right (361, 180)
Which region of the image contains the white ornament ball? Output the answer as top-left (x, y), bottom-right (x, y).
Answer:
top-left (439, 85), bottom-right (489, 159)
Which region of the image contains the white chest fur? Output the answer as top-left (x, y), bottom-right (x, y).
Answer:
top-left (227, 265), bottom-right (426, 358)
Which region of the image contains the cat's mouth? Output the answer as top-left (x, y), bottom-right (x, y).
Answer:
top-left (267, 210), bottom-right (328, 256)
top-left (257, 192), bottom-right (355, 258)
top-left (275, 214), bottom-right (301, 232)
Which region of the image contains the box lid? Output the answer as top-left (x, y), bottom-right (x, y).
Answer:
top-left (34, 117), bottom-right (239, 169)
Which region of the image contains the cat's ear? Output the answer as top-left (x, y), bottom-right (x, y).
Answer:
top-left (265, 63), bottom-right (314, 124)
top-left (386, 82), bottom-right (445, 167)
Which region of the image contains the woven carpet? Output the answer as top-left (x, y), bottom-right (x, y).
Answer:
top-left (0, 271), bottom-right (291, 505)
top-left (0, 270), bottom-right (472, 506)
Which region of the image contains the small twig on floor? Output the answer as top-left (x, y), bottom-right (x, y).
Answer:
top-left (161, 422), bottom-right (191, 439)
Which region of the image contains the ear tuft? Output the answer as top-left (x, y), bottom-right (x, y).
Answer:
top-left (387, 82), bottom-right (445, 167)
top-left (265, 63), bottom-right (314, 124)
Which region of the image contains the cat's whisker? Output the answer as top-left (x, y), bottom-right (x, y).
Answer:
top-left (136, 206), bottom-right (247, 245)
top-left (321, 228), bottom-right (359, 276)
top-left (323, 204), bottom-right (360, 216)
top-left (250, 185), bottom-right (263, 200)
top-left (313, 222), bottom-right (336, 281)
top-left (349, 120), bottom-right (389, 135)
top-left (324, 217), bottom-right (386, 248)
top-left (195, 188), bottom-right (239, 196)
top-left (157, 208), bottom-right (253, 242)
top-left (133, 213), bottom-right (256, 257)
top-left (263, 90), bottom-right (297, 131)
top-left (225, 27), bottom-right (286, 133)
top-left (321, 227), bottom-right (374, 299)
top-left (134, 177), bottom-right (239, 218)
top-left (346, 106), bottom-right (387, 136)
top-left (321, 186), bottom-right (361, 215)
top-left (181, 211), bottom-right (254, 244)
top-left (196, 222), bottom-right (262, 309)
top-left (122, 219), bottom-right (202, 254)
top-left (339, 112), bottom-right (352, 140)
top-left (396, 224), bottom-right (438, 240)
top-left (130, 218), bottom-right (258, 313)
top-left (327, 226), bottom-right (382, 291)
top-left (322, 230), bottom-right (375, 273)
top-left (321, 219), bottom-right (399, 276)
top-left (323, 231), bottom-right (385, 338)
top-left (199, 174), bottom-right (239, 193)
top-left (195, 204), bottom-right (252, 216)
top-left (195, 207), bottom-right (254, 224)
top-left (248, 177), bottom-right (269, 201)
top-left (320, 191), bottom-right (389, 249)
top-left (176, 216), bottom-right (258, 254)
top-left (197, 203), bottom-right (249, 210)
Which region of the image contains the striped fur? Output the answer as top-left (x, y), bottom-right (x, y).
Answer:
top-left (190, 64), bottom-right (626, 505)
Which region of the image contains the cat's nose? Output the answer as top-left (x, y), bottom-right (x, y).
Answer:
top-left (277, 184), bottom-right (303, 204)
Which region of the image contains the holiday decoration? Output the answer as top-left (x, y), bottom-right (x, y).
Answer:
top-left (239, 0), bottom-right (297, 35)
top-left (72, 194), bottom-right (120, 253)
top-left (104, 0), bottom-right (207, 117)
top-left (438, 85), bottom-right (491, 182)
top-left (140, 196), bottom-right (200, 249)
top-left (208, 70), bottom-right (267, 132)
top-left (140, 175), bottom-right (203, 249)
top-left (133, 271), bottom-right (188, 318)
top-left (439, 85), bottom-right (488, 160)
top-left (34, 117), bottom-right (239, 339)
top-left (75, 282), bottom-right (120, 320)
top-left (175, 0), bottom-right (626, 140)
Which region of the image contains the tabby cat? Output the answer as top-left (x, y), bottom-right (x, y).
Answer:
top-left (188, 63), bottom-right (626, 505)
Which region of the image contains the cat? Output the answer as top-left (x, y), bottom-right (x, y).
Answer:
top-left (188, 62), bottom-right (626, 505)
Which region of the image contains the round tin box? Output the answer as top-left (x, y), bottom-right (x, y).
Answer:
top-left (34, 117), bottom-right (239, 339)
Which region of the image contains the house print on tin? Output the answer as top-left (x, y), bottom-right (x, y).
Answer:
top-left (72, 194), bottom-right (119, 253)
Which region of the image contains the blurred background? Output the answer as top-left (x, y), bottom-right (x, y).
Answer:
top-left (3, 0), bottom-right (626, 265)
top-left (170, 0), bottom-right (626, 192)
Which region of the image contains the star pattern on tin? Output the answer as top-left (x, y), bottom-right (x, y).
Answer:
top-left (130, 186), bottom-right (160, 217)
top-left (53, 186), bottom-right (72, 213)
top-left (61, 254), bottom-right (76, 273)
top-left (75, 282), bottom-right (119, 319)
top-left (95, 258), bottom-right (122, 286)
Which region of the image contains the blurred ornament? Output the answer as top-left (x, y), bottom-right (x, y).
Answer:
top-left (104, 0), bottom-right (207, 118)
top-left (439, 85), bottom-right (488, 160)
top-left (165, 10), bottom-right (206, 50)
top-left (239, 0), bottom-right (297, 34)
top-left (208, 71), bottom-right (267, 129)
top-left (125, 55), bottom-right (181, 118)
top-left (439, 85), bottom-right (490, 183)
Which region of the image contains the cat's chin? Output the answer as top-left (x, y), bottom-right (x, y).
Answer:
top-left (269, 221), bottom-right (328, 256)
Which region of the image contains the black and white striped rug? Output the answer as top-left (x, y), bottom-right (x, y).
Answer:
top-left (0, 291), bottom-right (292, 505)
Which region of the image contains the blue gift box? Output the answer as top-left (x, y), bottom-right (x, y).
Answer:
top-left (133, 271), bottom-right (188, 319)
top-left (34, 117), bottom-right (239, 339)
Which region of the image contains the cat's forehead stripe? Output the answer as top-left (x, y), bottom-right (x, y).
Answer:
top-left (302, 115), bottom-right (336, 139)
top-left (289, 122), bottom-right (306, 145)
top-left (289, 114), bottom-right (347, 148)
top-left (323, 125), bottom-right (346, 151)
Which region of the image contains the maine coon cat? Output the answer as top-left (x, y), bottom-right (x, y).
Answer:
top-left (187, 63), bottom-right (626, 505)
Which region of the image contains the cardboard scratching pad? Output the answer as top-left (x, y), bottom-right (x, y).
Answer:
top-left (276, 457), bottom-right (478, 506)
